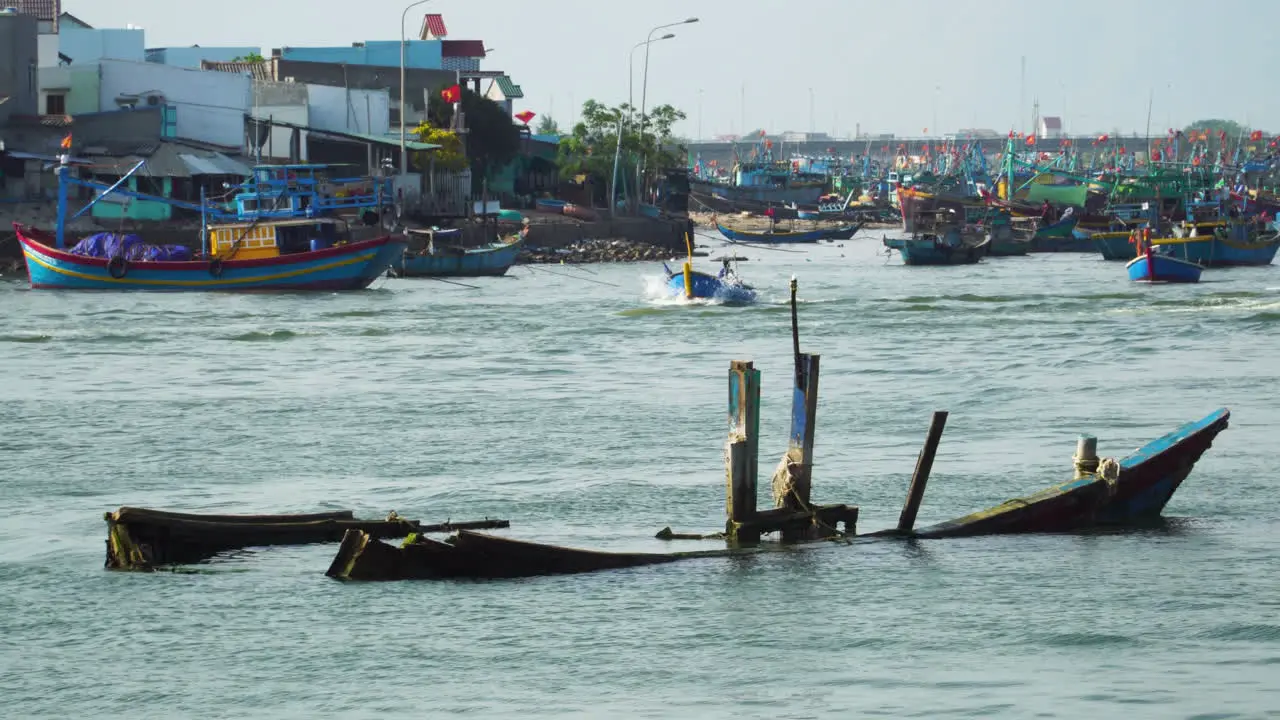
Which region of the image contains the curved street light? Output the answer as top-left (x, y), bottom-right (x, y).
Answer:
top-left (627, 34), bottom-right (674, 128)
top-left (399, 0), bottom-right (433, 176)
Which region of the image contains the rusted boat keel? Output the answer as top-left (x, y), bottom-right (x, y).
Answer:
top-left (104, 506), bottom-right (510, 570)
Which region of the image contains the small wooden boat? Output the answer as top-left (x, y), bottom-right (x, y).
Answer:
top-left (1127, 251), bottom-right (1203, 283)
top-left (716, 221), bottom-right (827, 244)
top-left (916, 408), bottom-right (1230, 537)
top-left (820, 221), bottom-right (864, 241)
top-left (391, 229), bottom-right (524, 278)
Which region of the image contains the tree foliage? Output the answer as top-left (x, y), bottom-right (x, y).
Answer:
top-left (423, 89), bottom-right (522, 182)
top-left (556, 99), bottom-right (687, 188)
top-left (1183, 119), bottom-right (1261, 139)
top-left (412, 123), bottom-right (467, 171)
top-left (233, 52), bottom-right (266, 62)
top-left (534, 115), bottom-right (562, 136)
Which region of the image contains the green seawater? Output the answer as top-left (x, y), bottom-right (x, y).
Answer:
top-left (2, 240), bottom-right (1278, 719)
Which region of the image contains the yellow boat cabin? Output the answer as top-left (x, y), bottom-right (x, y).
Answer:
top-left (205, 218), bottom-right (350, 260)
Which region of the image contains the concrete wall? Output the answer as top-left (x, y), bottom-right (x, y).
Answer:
top-left (37, 33), bottom-right (58, 67)
top-left (307, 84), bottom-right (390, 135)
top-left (280, 40), bottom-right (442, 70)
top-left (0, 13), bottom-right (39, 123)
top-left (250, 104), bottom-right (309, 161)
top-left (38, 63), bottom-right (99, 114)
top-left (147, 46), bottom-right (261, 68)
top-left (60, 28), bottom-right (145, 64)
top-left (98, 60), bottom-right (248, 146)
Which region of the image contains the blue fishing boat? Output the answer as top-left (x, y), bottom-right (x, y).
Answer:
top-left (716, 221), bottom-right (828, 244)
top-left (392, 229), bottom-right (524, 278)
top-left (1126, 250), bottom-right (1203, 283)
top-left (916, 408), bottom-right (1230, 537)
top-left (14, 157), bottom-right (406, 291)
top-left (662, 235), bottom-right (756, 304)
top-left (16, 222), bottom-right (406, 291)
top-left (1155, 223), bottom-right (1280, 267)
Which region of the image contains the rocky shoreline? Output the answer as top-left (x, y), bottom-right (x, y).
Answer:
top-left (517, 238), bottom-right (681, 264)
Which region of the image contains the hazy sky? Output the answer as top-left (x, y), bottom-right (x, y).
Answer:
top-left (73, 0), bottom-right (1278, 139)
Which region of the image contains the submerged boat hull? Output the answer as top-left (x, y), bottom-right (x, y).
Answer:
top-left (15, 225), bottom-right (405, 291)
top-left (392, 238), bottom-right (523, 278)
top-left (916, 409), bottom-right (1230, 537)
top-left (1127, 253), bottom-right (1203, 283)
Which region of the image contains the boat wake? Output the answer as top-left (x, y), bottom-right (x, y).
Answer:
top-left (640, 274), bottom-right (755, 307)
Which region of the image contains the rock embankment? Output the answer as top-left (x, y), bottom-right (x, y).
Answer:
top-left (518, 238), bottom-right (678, 264)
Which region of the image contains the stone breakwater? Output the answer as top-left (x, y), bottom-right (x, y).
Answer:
top-left (518, 238), bottom-right (681, 264)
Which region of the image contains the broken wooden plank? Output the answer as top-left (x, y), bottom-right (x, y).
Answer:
top-left (897, 411), bottom-right (949, 533)
top-left (103, 507), bottom-right (509, 571)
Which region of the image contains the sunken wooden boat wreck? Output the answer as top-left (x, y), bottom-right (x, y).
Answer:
top-left (104, 506), bottom-right (508, 571)
top-left (325, 278), bottom-right (1230, 581)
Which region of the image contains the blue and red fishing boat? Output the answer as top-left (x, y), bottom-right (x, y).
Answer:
top-left (1126, 229), bottom-right (1203, 283)
top-left (14, 157), bottom-right (406, 291)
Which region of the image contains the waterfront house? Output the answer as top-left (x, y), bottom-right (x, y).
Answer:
top-left (484, 75), bottom-right (523, 118)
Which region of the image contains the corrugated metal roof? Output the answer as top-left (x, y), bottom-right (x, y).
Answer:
top-left (13, 0), bottom-right (59, 21)
top-left (442, 40), bottom-right (486, 58)
top-left (201, 60), bottom-right (274, 80)
top-left (178, 153), bottom-right (252, 176)
top-left (494, 76), bottom-right (524, 99)
top-left (420, 13), bottom-right (447, 39)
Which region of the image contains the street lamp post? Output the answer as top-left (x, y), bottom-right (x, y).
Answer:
top-left (628, 35), bottom-right (673, 129)
top-left (636, 17), bottom-right (698, 210)
top-left (400, 0), bottom-right (433, 177)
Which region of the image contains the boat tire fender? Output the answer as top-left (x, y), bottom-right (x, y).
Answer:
top-left (107, 255), bottom-right (128, 279)
top-left (209, 257), bottom-right (224, 278)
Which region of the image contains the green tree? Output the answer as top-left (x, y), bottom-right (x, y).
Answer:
top-left (534, 115), bottom-right (561, 135)
top-left (556, 98), bottom-right (687, 202)
top-left (1183, 119), bottom-right (1259, 139)
top-left (425, 89), bottom-right (522, 186)
top-left (232, 52), bottom-right (266, 62)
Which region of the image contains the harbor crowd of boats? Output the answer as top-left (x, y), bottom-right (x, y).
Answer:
top-left (6, 118), bottom-right (1269, 580)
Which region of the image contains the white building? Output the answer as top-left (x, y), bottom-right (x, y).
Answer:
top-left (1038, 116), bottom-right (1063, 139)
top-left (98, 59), bottom-right (249, 147)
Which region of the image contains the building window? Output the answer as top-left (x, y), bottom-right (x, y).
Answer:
top-left (45, 94), bottom-right (66, 116)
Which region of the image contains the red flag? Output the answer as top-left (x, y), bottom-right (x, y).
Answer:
top-left (440, 84), bottom-right (461, 103)
top-left (1250, 130), bottom-right (1264, 141)
top-left (1097, 133), bottom-right (1110, 144)
top-left (1025, 135), bottom-right (1036, 146)
top-left (60, 133), bottom-right (72, 149)
top-left (514, 110), bottom-right (536, 125)
top-left (1151, 150), bottom-right (1162, 161)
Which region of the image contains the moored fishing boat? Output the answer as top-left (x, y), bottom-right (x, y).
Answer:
top-left (884, 231), bottom-right (988, 266)
top-left (1126, 251), bottom-right (1203, 283)
top-left (1092, 230), bottom-right (1138, 260)
top-left (15, 157), bottom-right (406, 291)
top-left (716, 221), bottom-right (828, 244)
top-left (391, 228), bottom-right (524, 278)
top-left (1155, 222), bottom-right (1280, 267)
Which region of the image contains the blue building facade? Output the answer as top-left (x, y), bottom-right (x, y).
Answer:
top-left (279, 41), bottom-right (443, 69)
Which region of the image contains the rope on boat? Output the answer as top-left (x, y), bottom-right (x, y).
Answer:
top-left (767, 451), bottom-right (851, 543)
top-left (1096, 457), bottom-right (1121, 496)
top-left (520, 264), bottom-right (622, 288)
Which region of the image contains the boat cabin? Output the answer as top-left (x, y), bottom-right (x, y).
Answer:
top-left (205, 218), bottom-right (349, 260)
top-left (230, 164), bottom-right (391, 221)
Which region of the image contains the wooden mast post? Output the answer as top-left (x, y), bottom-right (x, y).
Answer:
top-left (777, 276), bottom-right (821, 541)
top-left (725, 360), bottom-right (761, 544)
top-left (897, 411), bottom-right (948, 534)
